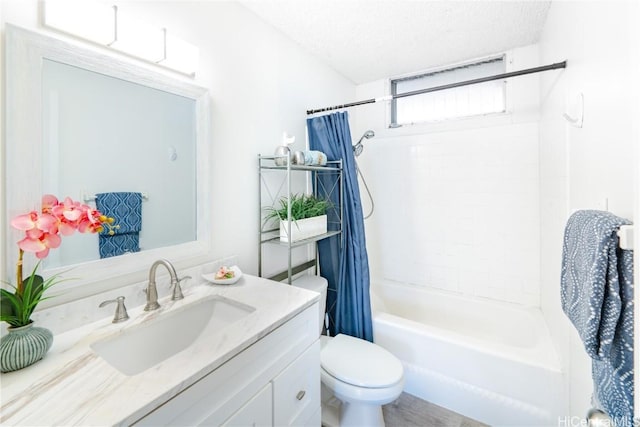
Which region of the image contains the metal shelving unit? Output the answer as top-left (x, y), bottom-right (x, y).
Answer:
top-left (258, 154), bottom-right (343, 283)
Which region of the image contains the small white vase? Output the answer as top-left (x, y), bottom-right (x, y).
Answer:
top-left (274, 145), bottom-right (291, 166)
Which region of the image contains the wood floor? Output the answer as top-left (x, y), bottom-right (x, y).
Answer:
top-left (382, 393), bottom-right (488, 427)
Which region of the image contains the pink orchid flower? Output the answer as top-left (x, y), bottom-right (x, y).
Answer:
top-left (57, 218), bottom-right (79, 236)
top-left (41, 194), bottom-right (59, 214)
top-left (18, 231), bottom-right (62, 259)
top-left (49, 197), bottom-right (88, 235)
top-left (10, 194), bottom-right (115, 297)
top-left (11, 211), bottom-right (60, 258)
top-left (78, 207), bottom-right (105, 233)
top-left (10, 211), bottom-right (38, 231)
top-left (52, 197), bottom-right (84, 222)
top-left (10, 211), bottom-right (58, 234)
top-left (11, 194), bottom-right (114, 260)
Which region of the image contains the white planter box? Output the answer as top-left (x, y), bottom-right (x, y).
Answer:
top-left (280, 215), bottom-right (327, 243)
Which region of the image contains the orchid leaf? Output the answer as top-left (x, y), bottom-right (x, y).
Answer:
top-left (0, 288), bottom-right (19, 324)
top-left (1, 262), bottom-right (70, 327)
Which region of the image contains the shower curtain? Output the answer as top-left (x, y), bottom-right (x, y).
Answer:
top-left (307, 111), bottom-right (373, 342)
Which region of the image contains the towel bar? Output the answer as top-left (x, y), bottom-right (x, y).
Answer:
top-left (83, 192), bottom-right (149, 202)
top-left (617, 225), bottom-right (634, 250)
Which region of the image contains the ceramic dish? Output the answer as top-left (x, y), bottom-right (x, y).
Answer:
top-left (202, 265), bottom-right (243, 285)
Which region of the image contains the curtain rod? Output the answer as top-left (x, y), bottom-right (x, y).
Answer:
top-left (306, 60), bottom-right (567, 115)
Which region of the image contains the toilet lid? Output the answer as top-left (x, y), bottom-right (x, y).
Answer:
top-left (321, 334), bottom-right (403, 388)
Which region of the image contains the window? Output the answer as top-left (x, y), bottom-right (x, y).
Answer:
top-left (390, 56), bottom-right (506, 127)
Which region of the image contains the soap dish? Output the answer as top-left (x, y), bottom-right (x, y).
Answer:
top-left (202, 266), bottom-right (243, 285)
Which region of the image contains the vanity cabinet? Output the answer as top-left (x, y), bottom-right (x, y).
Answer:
top-left (134, 303), bottom-right (320, 427)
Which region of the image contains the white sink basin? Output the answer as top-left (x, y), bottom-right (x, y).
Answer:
top-left (91, 296), bottom-right (255, 376)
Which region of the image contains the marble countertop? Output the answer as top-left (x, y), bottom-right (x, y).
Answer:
top-left (0, 275), bottom-right (319, 426)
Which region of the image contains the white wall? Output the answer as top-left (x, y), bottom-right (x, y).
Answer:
top-left (0, 1), bottom-right (355, 283)
top-left (353, 45), bottom-right (542, 306)
top-left (538, 0), bottom-right (639, 419)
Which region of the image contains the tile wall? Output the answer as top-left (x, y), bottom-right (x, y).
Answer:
top-left (366, 122), bottom-right (540, 306)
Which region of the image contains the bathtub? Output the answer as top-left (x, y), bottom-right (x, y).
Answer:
top-left (371, 281), bottom-right (564, 427)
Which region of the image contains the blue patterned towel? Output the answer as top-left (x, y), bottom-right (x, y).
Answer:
top-left (561, 210), bottom-right (634, 424)
top-left (96, 192), bottom-right (142, 258)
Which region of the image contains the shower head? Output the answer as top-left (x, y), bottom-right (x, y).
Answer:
top-left (357, 130), bottom-right (375, 145)
top-left (353, 130), bottom-right (375, 157)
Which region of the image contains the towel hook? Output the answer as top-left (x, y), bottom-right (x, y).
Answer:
top-left (563, 92), bottom-right (584, 128)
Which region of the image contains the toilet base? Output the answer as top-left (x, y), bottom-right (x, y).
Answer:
top-left (340, 401), bottom-right (385, 427)
top-left (321, 383), bottom-right (341, 427)
top-left (321, 383), bottom-right (386, 427)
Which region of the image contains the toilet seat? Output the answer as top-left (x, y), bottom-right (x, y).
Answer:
top-left (321, 334), bottom-right (403, 388)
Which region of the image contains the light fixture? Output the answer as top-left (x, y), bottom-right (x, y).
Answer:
top-left (43, 1), bottom-right (199, 76)
top-left (109, 9), bottom-right (165, 63)
top-left (43, 1), bottom-right (115, 45)
top-left (158, 32), bottom-right (200, 76)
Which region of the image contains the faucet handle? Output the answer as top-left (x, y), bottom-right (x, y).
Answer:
top-left (99, 296), bottom-right (130, 323)
top-left (171, 275), bottom-right (191, 301)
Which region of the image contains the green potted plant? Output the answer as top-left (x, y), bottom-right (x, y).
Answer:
top-left (265, 194), bottom-right (330, 242)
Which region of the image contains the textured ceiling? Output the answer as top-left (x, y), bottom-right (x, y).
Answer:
top-left (240, 0), bottom-right (552, 84)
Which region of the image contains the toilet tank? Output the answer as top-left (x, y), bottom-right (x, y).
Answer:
top-left (291, 275), bottom-right (327, 334)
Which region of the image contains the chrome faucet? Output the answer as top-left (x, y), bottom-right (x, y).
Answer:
top-left (144, 259), bottom-right (191, 311)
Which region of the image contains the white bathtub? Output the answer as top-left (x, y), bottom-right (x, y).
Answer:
top-left (372, 281), bottom-right (564, 426)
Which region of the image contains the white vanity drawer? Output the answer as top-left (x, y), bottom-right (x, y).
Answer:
top-left (220, 383), bottom-right (273, 427)
top-left (272, 340), bottom-right (321, 426)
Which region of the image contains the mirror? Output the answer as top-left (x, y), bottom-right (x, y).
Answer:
top-left (5, 25), bottom-right (211, 303)
top-left (42, 58), bottom-right (197, 267)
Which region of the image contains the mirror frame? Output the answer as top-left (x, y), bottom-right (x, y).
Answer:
top-left (4, 25), bottom-right (212, 305)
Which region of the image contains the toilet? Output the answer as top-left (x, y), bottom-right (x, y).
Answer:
top-left (292, 275), bottom-right (404, 427)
